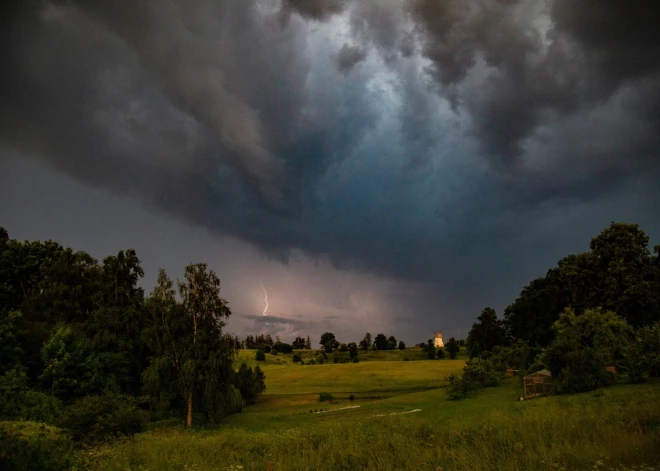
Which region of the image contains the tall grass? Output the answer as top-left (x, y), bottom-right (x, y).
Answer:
top-left (77, 388), bottom-right (660, 471)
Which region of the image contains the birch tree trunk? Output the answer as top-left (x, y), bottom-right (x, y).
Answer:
top-left (186, 393), bottom-right (193, 427)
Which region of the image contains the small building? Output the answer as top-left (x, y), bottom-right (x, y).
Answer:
top-left (523, 369), bottom-right (556, 399)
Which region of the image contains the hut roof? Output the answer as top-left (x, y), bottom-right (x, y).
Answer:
top-left (525, 369), bottom-right (552, 377)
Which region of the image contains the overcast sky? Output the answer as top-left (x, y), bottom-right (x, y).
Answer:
top-left (2, 0), bottom-right (659, 345)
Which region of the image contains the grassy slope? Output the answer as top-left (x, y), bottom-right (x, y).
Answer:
top-left (82, 350), bottom-right (660, 471)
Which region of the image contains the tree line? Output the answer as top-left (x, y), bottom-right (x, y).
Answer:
top-left (452, 222), bottom-right (660, 397)
top-left (0, 227), bottom-right (265, 441)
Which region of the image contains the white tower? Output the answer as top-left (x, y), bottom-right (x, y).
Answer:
top-left (432, 330), bottom-right (444, 348)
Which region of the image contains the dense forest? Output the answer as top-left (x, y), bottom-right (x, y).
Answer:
top-left (0, 226), bottom-right (264, 440)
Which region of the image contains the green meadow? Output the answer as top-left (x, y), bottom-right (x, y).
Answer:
top-left (77, 350), bottom-right (660, 471)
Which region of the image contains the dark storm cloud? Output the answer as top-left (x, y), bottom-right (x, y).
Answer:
top-left (335, 43), bottom-right (367, 73)
top-left (242, 314), bottom-right (313, 331)
top-left (2, 0), bottom-right (660, 316)
top-left (281, 0), bottom-right (346, 21)
top-left (408, 0), bottom-right (660, 175)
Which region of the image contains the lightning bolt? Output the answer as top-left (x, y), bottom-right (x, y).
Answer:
top-left (260, 282), bottom-right (268, 316)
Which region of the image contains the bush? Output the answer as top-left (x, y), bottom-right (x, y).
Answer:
top-left (59, 393), bottom-right (147, 443)
top-left (292, 353), bottom-right (302, 363)
top-left (19, 391), bottom-right (63, 425)
top-left (462, 357), bottom-right (502, 387)
top-left (491, 340), bottom-right (537, 371)
top-left (270, 349), bottom-right (278, 356)
top-left (352, 356), bottom-right (359, 363)
top-left (319, 392), bottom-right (334, 402)
top-left (236, 364), bottom-right (266, 405)
top-left (0, 421), bottom-right (74, 471)
top-left (226, 384), bottom-right (243, 414)
top-left (258, 344), bottom-right (271, 353)
top-left (349, 394), bottom-right (355, 401)
top-left (446, 373), bottom-right (478, 400)
top-left (316, 354), bottom-right (325, 365)
top-left (624, 321), bottom-right (660, 382)
top-left (256, 350), bottom-right (266, 361)
top-left (278, 343), bottom-right (293, 354)
top-left (544, 308), bottom-right (631, 393)
top-left (446, 358), bottom-right (502, 400)
top-left (437, 348), bottom-right (445, 359)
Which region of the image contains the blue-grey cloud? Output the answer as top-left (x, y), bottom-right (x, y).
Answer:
top-left (2, 0), bottom-right (659, 334)
top-left (335, 43), bottom-right (366, 73)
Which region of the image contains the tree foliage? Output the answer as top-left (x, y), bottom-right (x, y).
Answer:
top-left (445, 337), bottom-right (459, 359)
top-left (544, 308), bottom-right (631, 393)
top-left (504, 223), bottom-right (660, 349)
top-left (0, 228), bottom-right (258, 435)
top-left (466, 308), bottom-right (507, 358)
top-left (360, 332), bottom-right (372, 350)
top-left (319, 332), bottom-right (337, 351)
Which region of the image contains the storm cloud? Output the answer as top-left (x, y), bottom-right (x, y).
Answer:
top-left (2, 0), bottom-right (659, 341)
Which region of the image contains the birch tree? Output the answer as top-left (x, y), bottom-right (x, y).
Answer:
top-left (177, 263), bottom-right (232, 427)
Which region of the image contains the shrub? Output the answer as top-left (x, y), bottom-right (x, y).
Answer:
top-left (437, 348), bottom-right (445, 359)
top-left (316, 354), bottom-right (325, 365)
top-left (19, 391), bottom-right (63, 425)
top-left (0, 421), bottom-right (74, 471)
top-left (270, 349), bottom-right (278, 356)
top-left (349, 394), bottom-right (355, 401)
top-left (491, 340), bottom-right (538, 371)
top-left (308, 359), bottom-right (315, 365)
top-left (446, 358), bottom-right (502, 400)
top-left (256, 350), bottom-right (266, 361)
top-left (319, 392), bottom-right (334, 402)
top-left (624, 321), bottom-right (660, 382)
top-left (236, 364), bottom-right (266, 405)
top-left (292, 353), bottom-right (302, 363)
top-left (462, 357), bottom-right (502, 388)
top-left (59, 393), bottom-right (147, 444)
top-left (257, 344), bottom-right (271, 353)
top-left (544, 308), bottom-right (631, 393)
top-left (446, 373), bottom-right (478, 400)
top-left (278, 343), bottom-right (293, 354)
top-left (352, 356), bottom-right (359, 363)
top-left (226, 384), bottom-right (243, 414)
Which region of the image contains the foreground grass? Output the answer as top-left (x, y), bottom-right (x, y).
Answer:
top-left (78, 377), bottom-right (660, 471)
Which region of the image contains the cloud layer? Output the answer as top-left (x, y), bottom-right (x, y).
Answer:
top-left (2, 0), bottom-right (659, 339)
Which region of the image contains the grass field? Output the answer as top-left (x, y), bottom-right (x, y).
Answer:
top-left (78, 350), bottom-right (660, 471)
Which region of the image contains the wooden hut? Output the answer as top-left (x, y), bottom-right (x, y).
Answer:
top-left (523, 369), bottom-right (556, 399)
